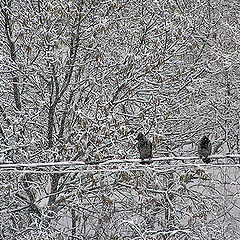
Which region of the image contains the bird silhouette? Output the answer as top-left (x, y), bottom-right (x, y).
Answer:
top-left (136, 132), bottom-right (152, 164)
top-left (198, 136), bottom-right (212, 163)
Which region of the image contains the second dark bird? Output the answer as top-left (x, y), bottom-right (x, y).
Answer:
top-left (198, 135), bottom-right (212, 163)
top-left (136, 132), bottom-right (153, 164)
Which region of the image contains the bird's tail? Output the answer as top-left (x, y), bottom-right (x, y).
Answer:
top-left (203, 157), bottom-right (211, 164)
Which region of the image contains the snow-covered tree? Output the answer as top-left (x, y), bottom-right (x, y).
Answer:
top-left (0, 0), bottom-right (240, 239)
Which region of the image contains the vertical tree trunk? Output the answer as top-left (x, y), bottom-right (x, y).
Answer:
top-left (48, 173), bottom-right (61, 206)
top-left (58, 91), bottom-right (74, 139)
top-left (47, 104), bottom-right (56, 149)
top-left (71, 208), bottom-right (77, 240)
top-left (163, 151), bottom-right (175, 239)
top-left (1, 3), bottom-right (22, 111)
top-left (13, 78), bottom-right (21, 111)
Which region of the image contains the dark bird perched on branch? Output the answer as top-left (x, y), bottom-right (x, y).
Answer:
top-left (198, 136), bottom-right (212, 163)
top-left (135, 132), bottom-right (153, 164)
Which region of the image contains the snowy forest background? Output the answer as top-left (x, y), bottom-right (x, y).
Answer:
top-left (0, 0), bottom-right (240, 239)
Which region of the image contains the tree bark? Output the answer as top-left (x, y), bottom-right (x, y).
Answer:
top-left (1, 2), bottom-right (21, 111)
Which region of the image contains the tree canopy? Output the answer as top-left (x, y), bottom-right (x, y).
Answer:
top-left (0, 0), bottom-right (240, 239)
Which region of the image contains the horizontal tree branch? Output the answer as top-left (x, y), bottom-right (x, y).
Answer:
top-left (0, 154), bottom-right (240, 170)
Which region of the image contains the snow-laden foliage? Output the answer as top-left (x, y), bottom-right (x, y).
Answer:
top-left (0, 0), bottom-right (240, 239)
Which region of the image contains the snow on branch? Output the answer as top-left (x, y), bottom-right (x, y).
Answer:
top-left (0, 154), bottom-right (239, 171)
